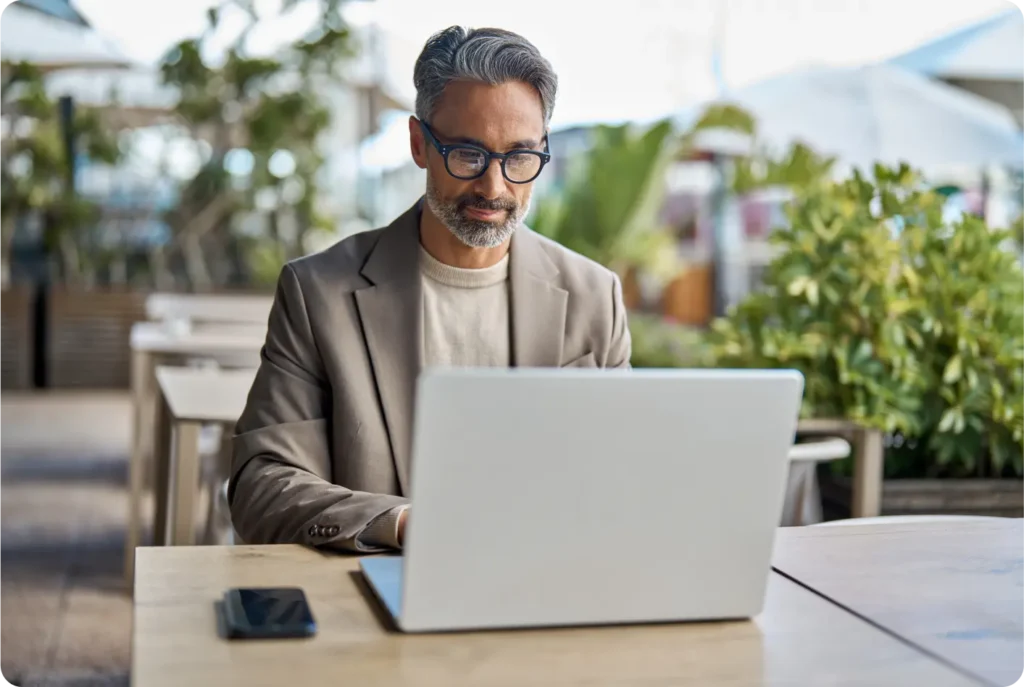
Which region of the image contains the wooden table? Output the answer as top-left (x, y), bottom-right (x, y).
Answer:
top-left (125, 323), bottom-right (264, 587)
top-left (773, 519), bottom-right (1023, 687)
top-left (132, 545), bottom-right (980, 687)
top-left (152, 366), bottom-right (257, 549)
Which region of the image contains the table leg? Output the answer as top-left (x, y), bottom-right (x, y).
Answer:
top-left (851, 428), bottom-right (884, 518)
top-left (124, 348), bottom-right (152, 588)
top-left (152, 394), bottom-right (173, 546)
top-left (202, 425), bottom-right (235, 545)
top-left (170, 420), bottom-right (202, 546)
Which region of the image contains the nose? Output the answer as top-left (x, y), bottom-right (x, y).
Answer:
top-left (472, 157), bottom-right (507, 200)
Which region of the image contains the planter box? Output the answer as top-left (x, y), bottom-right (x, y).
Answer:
top-left (1, 286), bottom-right (35, 389)
top-left (662, 263), bottom-right (713, 326)
top-left (622, 268), bottom-right (642, 311)
top-left (821, 475), bottom-right (1024, 519)
top-left (46, 288), bottom-right (149, 389)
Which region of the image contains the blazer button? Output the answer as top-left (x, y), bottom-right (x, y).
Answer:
top-left (308, 525), bottom-right (318, 537)
top-left (316, 526), bottom-right (327, 536)
top-left (327, 526), bottom-right (339, 536)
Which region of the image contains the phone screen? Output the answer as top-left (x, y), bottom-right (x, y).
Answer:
top-left (226, 587), bottom-right (316, 637)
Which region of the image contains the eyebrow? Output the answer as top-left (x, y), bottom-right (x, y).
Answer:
top-left (449, 134), bottom-right (542, 151)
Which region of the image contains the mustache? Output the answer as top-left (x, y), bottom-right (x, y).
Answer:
top-left (457, 196), bottom-right (516, 212)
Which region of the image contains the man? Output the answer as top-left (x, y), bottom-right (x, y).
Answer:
top-left (229, 25), bottom-right (631, 552)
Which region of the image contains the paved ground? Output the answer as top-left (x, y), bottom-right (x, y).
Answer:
top-left (2, 392), bottom-right (137, 687)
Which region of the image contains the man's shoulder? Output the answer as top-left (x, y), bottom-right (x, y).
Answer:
top-left (523, 229), bottom-right (626, 350)
top-left (285, 226), bottom-right (386, 289)
top-left (524, 227), bottom-right (620, 291)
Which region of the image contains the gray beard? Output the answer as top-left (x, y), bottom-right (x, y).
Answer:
top-left (425, 177), bottom-right (529, 249)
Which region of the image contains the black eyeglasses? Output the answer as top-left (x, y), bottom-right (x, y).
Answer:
top-left (418, 119), bottom-right (551, 184)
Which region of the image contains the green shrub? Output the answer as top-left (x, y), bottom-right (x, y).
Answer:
top-left (628, 313), bottom-right (710, 369)
top-left (702, 163), bottom-right (1023, 477)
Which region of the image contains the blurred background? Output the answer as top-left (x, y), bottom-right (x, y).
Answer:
top-left (0, 0), bottom-right (1022, 684)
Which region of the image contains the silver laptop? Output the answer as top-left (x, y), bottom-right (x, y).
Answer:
top-left (360, 367), bottom-right (804, 633)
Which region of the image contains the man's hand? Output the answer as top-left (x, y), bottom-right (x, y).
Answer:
top-left (398, 508), bottom-right (409, 546)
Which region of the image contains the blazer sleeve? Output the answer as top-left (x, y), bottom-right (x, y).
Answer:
top-left (607, 272), bottom-right (633, 369)
top-left (228, 264), bottom-right (408, 552)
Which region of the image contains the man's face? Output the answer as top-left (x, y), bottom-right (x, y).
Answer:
top-left (411, 80), bottom-right (546, 248)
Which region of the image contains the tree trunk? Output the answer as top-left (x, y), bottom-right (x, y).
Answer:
top-left (295, 205), bottom-right (313, 260)
top-left (59, 232), bottom-right (82, 286)
top-left (182, 233), bottom-right (212, 292)
top-left (1, 212), bottom-right (15, 288)
top-left (148, 246), bottom-right (175, 291)
top-left (268, 208), bottom-right (284, 258)
top-left (173, 192), bottom-right (234, 291)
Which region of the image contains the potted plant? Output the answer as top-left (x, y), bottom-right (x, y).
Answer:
top-left (530, 119), bottom-right (684, 310)
top-left (699, 162), bottom-right (1023, 517)
top-left (628, 312), bottom-right (710, 369)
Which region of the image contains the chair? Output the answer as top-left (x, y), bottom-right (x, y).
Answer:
top-left (199, 422), bottom-right (237, 545)
top-left (781, 437), bottom-right (851, 526)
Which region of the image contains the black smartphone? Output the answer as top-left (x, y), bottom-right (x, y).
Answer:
top-left (222, 587), bottom-right (317, 639)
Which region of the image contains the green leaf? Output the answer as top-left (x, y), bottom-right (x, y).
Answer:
top-left (686, 103), bottom-right (756, 136)
top-left (530, 117), bottom-right (679, 281)
top-left (891, 324), bottom-right (906, 347)
top-left (853, 340), bottom-right (873, 365)
top-left (782, 276), bottom-right (806, 298)
top-left (943, 355), bottom-right (962, 384)
top-left (905, 327), bottom-right (924, 348)
top-left (805, 279), bottom-right (820, 306)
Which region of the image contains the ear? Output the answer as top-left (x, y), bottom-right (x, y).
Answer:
top-left (409, 116), bottom-right (428, 170)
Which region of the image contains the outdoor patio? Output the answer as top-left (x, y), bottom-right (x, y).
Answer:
top-left (0, 2), bottom-right (1021, 685)
top-left (2, 392), bottom-right (137, 687)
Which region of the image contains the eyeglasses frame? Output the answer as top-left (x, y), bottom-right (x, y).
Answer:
top-left (417, 118), bottom-right (551, 184)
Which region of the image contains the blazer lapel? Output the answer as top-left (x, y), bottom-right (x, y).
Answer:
top-left (354, 203), bottom-right (422, 495)
top-left (510, 228), bottom-right (567, 367)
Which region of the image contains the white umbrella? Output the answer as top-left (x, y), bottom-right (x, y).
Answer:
top-left (0, 2), bottom-right (132, 70)
top-left (887, 9), bottom-right (1023, 126)
top-left (679, 63), bottom-right (1024, 171)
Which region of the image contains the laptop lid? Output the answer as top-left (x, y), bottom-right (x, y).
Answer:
top-left (397, 368), bottom-right (804, 632)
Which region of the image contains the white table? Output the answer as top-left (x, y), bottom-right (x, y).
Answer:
top-left (152, 366), bottom-right (257, 549)
top-left (145, 293), bottom-right (273, 326)
top-left (125, 322), bottom-right (265, 587)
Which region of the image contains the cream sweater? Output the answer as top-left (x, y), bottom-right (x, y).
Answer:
top-left (358, 246), bottom-right (511, 549)
top-left (419, 245), bottom-right (511, 368)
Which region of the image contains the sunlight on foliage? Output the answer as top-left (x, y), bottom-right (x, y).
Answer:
top-left (701, 163), bottom-right (1023, 476)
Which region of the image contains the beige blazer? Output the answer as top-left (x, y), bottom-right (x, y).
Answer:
top-left (229, 199), bottom-right (632, 551)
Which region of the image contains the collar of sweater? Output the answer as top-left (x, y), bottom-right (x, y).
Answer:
top-left (419, 245), bottom-right (509, 289)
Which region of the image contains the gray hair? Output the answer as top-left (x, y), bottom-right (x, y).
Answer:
top-left (413, 26), bottom-right (558, 128)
